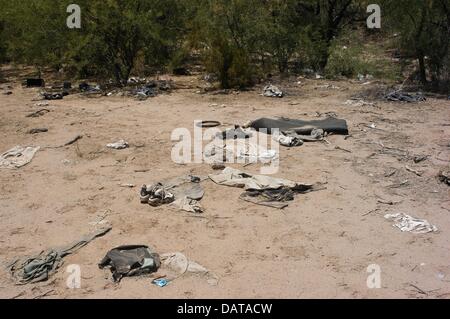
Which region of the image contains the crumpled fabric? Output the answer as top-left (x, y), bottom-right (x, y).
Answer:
top-left (160, 252), bottom-right (218, 286)
top-left (99, 245), bottom-right (160, 282)
top-left (263, 84), bottom-right (283, 98)
top-left (0, 146), bottom-right (40, 169)
top-left (209, 167), bottom-right (314, 209)
top-left (106, 140), bottom-right (129, 150)
top-left (385, 91), bottom-right (426, 103)
top-left (9, 227), bottom-right (111, 285)
top-left (272, 129), bottom-right (324, 147)
top-left (205, 138), bottom-right (278, 165)
top-left (384, 213), bottom-right (438, 234)
top-left (42, 92), bottom-right (65, 100)
top-left (141, 175), bottom-right (205, 213)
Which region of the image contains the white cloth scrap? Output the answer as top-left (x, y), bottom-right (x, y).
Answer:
top-left (384, 213), bottom-right (438, 234)
top-left (0, 146), bottom-right (40, 169)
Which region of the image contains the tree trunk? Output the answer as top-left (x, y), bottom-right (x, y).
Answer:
top-left (418, 53), bottom-right (427, 85)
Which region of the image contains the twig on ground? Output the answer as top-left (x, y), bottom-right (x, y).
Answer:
top-left (405, 165), bottom-right (423, 176)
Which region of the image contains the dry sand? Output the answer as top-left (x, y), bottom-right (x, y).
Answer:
top-left (0, 73), bottom-right (449, 299)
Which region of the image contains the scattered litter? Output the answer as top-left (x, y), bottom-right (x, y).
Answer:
top-left (140, 175), bottom-right (205, 213)
top-left (62, 135), bottom-right (83, 147)
top-left (315, 84), bottom-right (340, 90)
top-left (160, 252), bottom-right (218, 286)
top-left (152, 278), bottom-right (168, 287)
top-left (26, 109), bottom-right (50, 118)
top-left (79, 82), bottom-right (101, 93)
top-left (3, 91), bottom-right (12, 95)
top-left (196, 121), bottom-right (221, 128)
top-left (107, 140), bottom-right (129, 150)
top-left (99, 245), bottom-right (160, 282)
top-left (0, 146), bottom-right (40, 169)
top-left (438, 170), bottom-right (450, 186)
top-left (344, 99), bottom-right (376, 107)
top-left (384, 213), bottom-right (437, 234)
top-left (357, 74), bottom-right (373, 82)
top-left (263, 85), bottom-right (283, 98)
top-left (35, 102), bottom-right (49, 107)
top-left (42, 92), bottom-right (66, 100)
top-left (134, 80), bottom-right (173, 100)
top-left (9, 227), bottom-right (111, 284)
top-left (385, 91), bottom-right (426, 103)
top-left (209, 167), bottom-right (316, 209)
top-left (272, 131), bottom-right (304, 147)
top-left (27, 128), bottom-right (48, 135)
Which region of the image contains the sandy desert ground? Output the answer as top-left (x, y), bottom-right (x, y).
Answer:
top-left (0, 70), bottom-right (449, 299)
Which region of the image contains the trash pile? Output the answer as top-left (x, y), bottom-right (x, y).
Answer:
top-left (79, 82), bottom-right (102, 94)
top-left (134, 80), bottom-right (173, 100)
top-left (263, 84), bottom-right (283, 98)
top-left (384, 91), bottom-right (426, 102)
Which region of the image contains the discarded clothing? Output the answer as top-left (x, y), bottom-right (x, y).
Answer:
top-left (240, 188), bottom-right (298, 209)
top-left (384, 213), bottom-right (437, 234)
top-left (263, 85), bottom-right (283, 98)
top-left (272, 129), bottom-right (324, 147)
top-left (9, 227), bottom-right (111, 285)
top-left (99, 245), bottom-right (160, 282)
top-left (106, 140), bottom-right (129, 150)
top-left (160, 252), bottom-right (218, 286)
top-left (385, 91), bottom-right (426, 103)
top-left (134, 80), bottom-right (172, 100)
top-left (0, 146), bottom-right (40, 169)
top-left (79, 82), bottom-right (101, 93)
top-left (43, 92), bottom-right (66, 100)
top-left (209, 167), bottom-right (314, 209)
top-left (205, 139), bottom-right (278, 165)
top-left (249, 117), bottom-right (349, 136)
top-left (141, 175), bottom-right (205, 213)
top-left (136, 86), bottom-right (157, 99)
top-left (263, 84), bottom-right (283, 98)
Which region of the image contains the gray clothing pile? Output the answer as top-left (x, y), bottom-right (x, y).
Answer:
top-left (8, 227), bottom-right (111, 285)
top-left (209, 167), bottom-right (315, 209)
